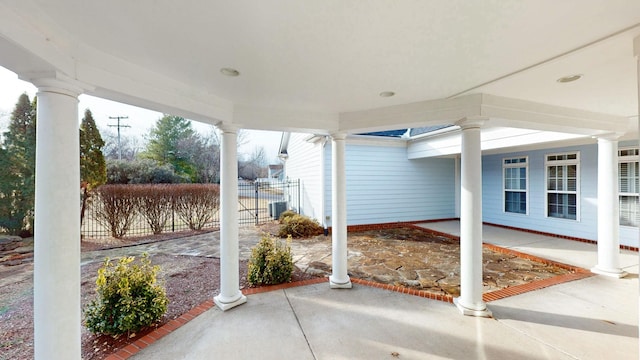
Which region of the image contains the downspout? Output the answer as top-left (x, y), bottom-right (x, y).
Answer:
top-left (320, 136), bottom-right (329, 236)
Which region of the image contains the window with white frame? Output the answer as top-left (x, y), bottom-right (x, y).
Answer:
top-left (545, 152), bottom-right (579, 220)
top-left (619, 147), bottom-right (639, 227)
top-left (503, 157), bottom-right (528, 214)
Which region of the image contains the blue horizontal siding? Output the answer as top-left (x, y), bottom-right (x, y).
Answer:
top-left (482, 144), bottom-right (598, 241)
top-left (325, 143), bottom-right (455, 225)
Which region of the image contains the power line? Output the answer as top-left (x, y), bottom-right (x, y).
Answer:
top-left (108, 116), bottom-right (130, 160)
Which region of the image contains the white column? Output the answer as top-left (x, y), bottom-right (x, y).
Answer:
top-left (214, 124), bottom-right (247, 311)
top-left (32, 78), bottom-right (82, 359)
top-left (633, 34), bottom-right (640, 359)
top-left (329, 132), bottom-right (351, 288)
top-left (592, 135), bottom-right (627, 278)
top-left (454, 118), bottom-right (491, 317)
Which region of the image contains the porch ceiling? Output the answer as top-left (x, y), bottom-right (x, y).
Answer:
top-left (0, 1), bottom-right (638, 135)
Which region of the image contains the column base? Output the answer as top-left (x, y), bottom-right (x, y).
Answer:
top-left (591, 266), bottom-right (628, 278)
top-left (454, 297), bottom-right (492, 318)
top-left (214, 293), bottom-right (247, 311)
top-left (329, 275), bottom-right (352, 289)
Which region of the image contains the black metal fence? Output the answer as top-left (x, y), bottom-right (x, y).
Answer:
top-left (81, 179), bottom-right (300, 239)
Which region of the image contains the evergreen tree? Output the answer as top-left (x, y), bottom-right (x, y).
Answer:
top-left (0, 93), bottom-right (36, 235)
top-left (142, 115), bottom-right (197, 181)
top-left (80, 109), bottom-right (107, 224)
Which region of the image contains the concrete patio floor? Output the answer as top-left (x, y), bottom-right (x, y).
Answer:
top-left (130, 222), bottom-right (639, 360)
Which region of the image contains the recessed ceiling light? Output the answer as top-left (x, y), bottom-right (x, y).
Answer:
top-left (220, 68), bottom-right (240, 77)
top-left (556, 74), bottom-right (582, 83)
top-left (379, 91), bottom-right (395, 97)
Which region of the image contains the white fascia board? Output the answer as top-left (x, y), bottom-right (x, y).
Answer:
top-left (233, 105), bottom-right (339, 134)
top-left (481, 94), bottom-right (629, 135)
top-left (347, 135), bottom-right (407, 148)
top-left (481, 136), bottom-right (596, 156)
top-left (338, 94), bottom-right (483, 134)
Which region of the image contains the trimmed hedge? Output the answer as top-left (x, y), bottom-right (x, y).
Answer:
top-left (93, 184), bottom-right (220, 238)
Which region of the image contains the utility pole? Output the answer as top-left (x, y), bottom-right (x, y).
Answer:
top-left (108, 116), bottom-right (130, 160)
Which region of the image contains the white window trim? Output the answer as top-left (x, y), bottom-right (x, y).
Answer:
top-left (544, 151), bottom-right (580, 221)
top-left (618, 146), bottom-right (639, 228)
top-left (502, 156), bottom-right (529, 215)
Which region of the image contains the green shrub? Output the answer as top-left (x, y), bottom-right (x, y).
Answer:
top-left (278, 210), bottom-right (297, 222)
top-left (278, 214), bottom-right (323, 238)
top-left (248, 235), bottom-right (294, 286)
top-left (106, 159), bottom-right (188, 184)
top-left (84, 254), bottom-right (168, 337)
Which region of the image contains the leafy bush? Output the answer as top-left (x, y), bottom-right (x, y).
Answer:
top-left (106, 159), bottom-right (189, 184)
top-left (278, 210), bottom-right (297, 222)
top-left (84, 254), bottom-right (168, 337)
top-left (248, 234), bottom-right (294, 286)
top-left (173, 184), bottom-right (220, 230)
top-left (278, 214), bottom-right (323, 238)
top-left (94, 185), bottom-right (138, 238)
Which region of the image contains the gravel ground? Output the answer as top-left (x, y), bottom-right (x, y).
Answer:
top-left (0, 233), bottom-right (316, 360)
top-left (0, 225), bottom-right (573, 359)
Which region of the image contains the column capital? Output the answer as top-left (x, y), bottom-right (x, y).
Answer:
top-left (22, 71), bottom-right (91, 98)
top-left (455, 117), bottom-right (488, 130)
top-left (634, 35), bottom-right (640, 58)
top-left (595, 132), bottom-right (624, 141)
top-left (216, 122), bottom-right (240, 134)
top-left (330, 132), bottom-right (347, 141)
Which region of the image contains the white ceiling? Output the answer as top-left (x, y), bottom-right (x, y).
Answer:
top-left (0, 0), bottom-right (639, 133)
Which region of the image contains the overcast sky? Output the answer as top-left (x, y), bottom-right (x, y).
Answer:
top-left (0, 66), bottom-right (283, 163)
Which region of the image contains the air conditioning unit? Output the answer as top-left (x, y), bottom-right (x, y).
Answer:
top-left (270, 201), bottom-right (288, 220)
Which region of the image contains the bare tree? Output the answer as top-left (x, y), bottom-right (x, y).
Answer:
top-left (238, 146), bottom-right (268, 180)
top-left (102, 128), bottom-right (142, 161)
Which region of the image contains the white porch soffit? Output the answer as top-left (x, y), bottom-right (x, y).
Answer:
top-left (0, 1), bottom-right (638, 134)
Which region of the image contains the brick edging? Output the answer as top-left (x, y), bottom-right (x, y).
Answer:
top-left (336, 219), bottom-right (639, 252)
top-left (242, 277), bottom-right (328, 295)
top-left (483, 222), bottom-right (639, 252)
top-left (350, 278), bottom-right (454, 303)
top-left (482, 271), bottom-right (595, 302)
top-left (106, 277), bottom-right (328, 360)
top-left (105, 299), bottom-right (215, 360)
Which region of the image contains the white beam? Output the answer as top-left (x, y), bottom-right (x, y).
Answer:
top-left (339, 94), bottom-right (482, 134)
top-left (482, 94), bottom-right (629, 135)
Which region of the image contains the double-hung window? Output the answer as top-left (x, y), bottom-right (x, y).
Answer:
top-left (619, 147), bottom-right (639, 227)
top-left (546, 152), bottom-right (579, 220)
top-left (503, 157), bottom-right (528, 214)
